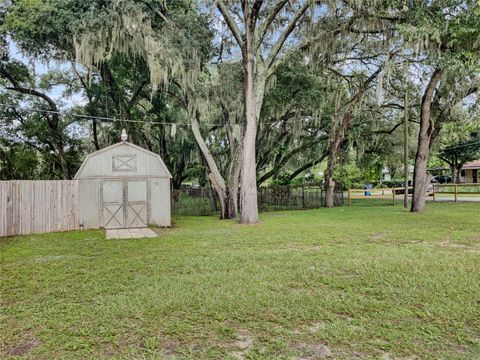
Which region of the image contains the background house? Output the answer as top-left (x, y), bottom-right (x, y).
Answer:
top-left (460, 160), bottom-right (480, 183)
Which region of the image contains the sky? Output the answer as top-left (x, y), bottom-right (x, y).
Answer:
top-left (1, 40), bottom-right (90, 139)
top-left (6, 40), bottom-right (86, 108)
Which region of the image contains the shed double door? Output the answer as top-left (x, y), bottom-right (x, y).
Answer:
top-left (102, 180), bottom-right (149, 229)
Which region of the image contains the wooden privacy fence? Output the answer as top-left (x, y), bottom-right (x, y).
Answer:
top-left (0, 180), bottom-right (79, 237)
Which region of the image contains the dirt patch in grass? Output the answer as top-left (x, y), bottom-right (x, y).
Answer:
top-left (6, 338), bottom-right (41, 357)
top-left (470, 234), bottom-right (480, 242)
top-left (451, 343), bottom-right (469, 354)
top-left (370, 232), bottom-right (387, 241)
top-left (159, 339), bottom-right (180, 356)
top-left (277, 244), bottom-right (323, 252)
top-left (266, 212), bottom-right (293, 217)
top-left (380, 352), bottom-right (419, 360)
top-left (99, 341), bottom-right (118, 358)
top-left (292, 343), bottom-right (333, 359)
top-left (230, 330), bottom-right (253, 359)
top-left (151, 226), bottom-right (171, 236)
top-left (415, 240), bottom-right (480, 253)
top-left (308, 322), bottom-right (327, 333)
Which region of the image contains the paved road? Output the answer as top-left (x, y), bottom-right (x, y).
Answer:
top-left (426, 195), bottom-right (480, 202)
top-left (350, 193), bottom-right (480, 203)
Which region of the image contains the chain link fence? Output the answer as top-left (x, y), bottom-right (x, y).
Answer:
top-left (172, 184), bottom-right (344, 216)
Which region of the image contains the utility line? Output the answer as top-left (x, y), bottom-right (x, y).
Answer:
top-left (0, 104), bottom-right (189, 126)
top-left (440, 140), bottom-right (480, 151)
top-left (0, 102), bottom-right (339, 127)
top-left (2, 104), bottom-right (479, 150)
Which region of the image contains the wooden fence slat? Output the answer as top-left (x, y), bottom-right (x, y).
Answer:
top-left (19, 182), bottom-right (27, 235)
top-left (33, 181), bottom-right (38, 234)
top-left (61, 181), bottom-right (67, 231)
top-left (13, 182), bottom-right (20, 235)
top-left (0, 180), bottom-right (80, 237)
top-left (56, 181), bottom-right (62, 231)
top-left (0, 183), bottom-right (5, 237)
top-left (45, 181), bottom-right (51, 233)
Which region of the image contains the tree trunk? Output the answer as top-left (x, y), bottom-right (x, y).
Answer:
top-left (227, 150), bottom-right (242, 218)
top-left (325, 153), bottom-right (336, 208)
top-left (325, 114), bottom-right (351, 208)
top-left (455, 163), bottom-right (464, 184)
top-left (189, 111), bottom-right (230, 219)
top-left (324, 62), bottom-right (386, 208)
top-left (92, 119), bottom-right (100, 150)
top-left (411, 69), bottom-right (443, 212)
top-left (448, 159), bottom-right (463, 184)
top-left (172, 156), bottom-right (186, 190)
top-left (48, 114), bottom-right (70, 180)
top-left (56, 141), bottom-right (70, 179)
top-left (239, 13), bottom-right (260, 225)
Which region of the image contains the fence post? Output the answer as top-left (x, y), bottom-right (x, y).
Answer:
top-left (348, 189), bottom-right (351, 206)
top-left (455, 184), bottom-right (457, 202)
top-left (301, 184), bottom-right (305, 209)
top-left (392, 188), bottom-right (395, 206)
top-left (433, 184), bottom-right (436, 202)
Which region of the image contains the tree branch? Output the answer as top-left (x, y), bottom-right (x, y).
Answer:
top-left (363, 120), bottom-right (404, 135)
top-left (5, 86), bottom-right (58, 113)
top-left (255, 0), bottom-right (289, 49)
top-left (217, 0), bottom-right (244, 50)
top-left (126, 80), bottom-right (148, 112)
top-left (287, 149), bottom-right (330, 182)
top-left (266, 1), bottom-right (310, 70)
top-left (251, 0), bottom-right (264, 22)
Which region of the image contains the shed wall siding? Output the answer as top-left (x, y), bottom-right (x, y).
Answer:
top-left (79, 179), bottom-right (101, 229)
top-left (150, 178), bottom-right (171, 227)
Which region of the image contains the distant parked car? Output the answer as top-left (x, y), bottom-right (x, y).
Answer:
top-left (393, 181), bottom-right (414, 195)
top-left (431, 175), bottom-right (452, 184)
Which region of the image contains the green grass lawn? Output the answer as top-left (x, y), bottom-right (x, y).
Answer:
top-left (1, 203), bottom-right (479, 359)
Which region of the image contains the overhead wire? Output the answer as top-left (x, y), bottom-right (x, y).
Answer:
top-left (0, 103), bottom-right (188, 126)
top-left (0, 103), bottom-right (323, 127)
top-left (440, 140), bottom-right (480, 151)
top-left (1, 103), bottom-right (479, 151)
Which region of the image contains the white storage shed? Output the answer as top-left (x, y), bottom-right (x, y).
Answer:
top-left (75, 134), bottom-right (171, 229)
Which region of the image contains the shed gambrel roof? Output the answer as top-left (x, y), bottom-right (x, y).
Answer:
top-left (74, 141), bottom-right (172, 179)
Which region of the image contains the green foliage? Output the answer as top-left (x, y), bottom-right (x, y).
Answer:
top-left (439, 133), bottom-right (480, 168)
top-left (333, 160), bottom-right (364, 189)
top-left (0, 140), bottom-right (38, 179)
top-left (2, 0), bottom-right (210, 182)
